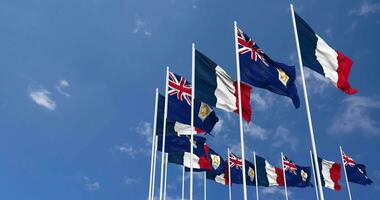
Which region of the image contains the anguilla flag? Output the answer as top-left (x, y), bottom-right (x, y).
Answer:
top-left (195, 49), bottom-right (252, 122)
top-left (317, 157), bottom-right (342, 191)
top-left (282, 155), bottom-right (312, 187)
top-left (157, 135), bottom-right (206, 154)
top-left (236, 26), bottom-right (300, 108)
top-left (207, 160), bottom-right (229, 185)
top-left (342, 150), bottom-right (373, 185)
top-left (166, 72), bottom-right (219, 133)
top-left (294, 13), bottom-right (357, 95)
top-left (229, 152), bottom-right (256, 185)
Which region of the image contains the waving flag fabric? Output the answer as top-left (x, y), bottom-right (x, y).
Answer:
top-left (207, 160), bottom-right (229, 185)
top-left (166, 72), bottom-right (219, 133)
top-left (195, 49), bottom-right (252, 122)
top-left (156, 94), bottom-right (203, 136)
top-left (282, 156), bottom-right (312, 187)
top-left (342, 151), bottom-right (373, 185)
top-left (237, 27), bottom-right (300, 108)
top-left (317, 157), bottom-right (342, 191)
top-left (168, 144), bottom-right (212, 171)
top-left (229, 152), bottom-right (256, 185)
top-left (157, 135), bottom-right (206, 154)
top-left (255, 155), bottom-right (284, 187)
top-left (294, 12), bottom-right (357, 95)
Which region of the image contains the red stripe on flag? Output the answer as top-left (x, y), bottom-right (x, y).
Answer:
top-left (233, 81), bottom-right (252, 123)
top-left (336, 51), bottom-right (358, 95)
top-left (275, 167), bottom-right (285, 186)
top-left (330, 162), bottom-right (342, 191)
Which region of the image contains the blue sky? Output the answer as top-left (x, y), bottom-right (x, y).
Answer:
top-left (0, 0), bottom-right (379, 199)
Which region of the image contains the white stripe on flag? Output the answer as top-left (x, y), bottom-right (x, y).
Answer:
top-left (265, 160), bottom-right (279, 186)
top-left (315, 34), bottom-right (339, 86)
top-left (174, 122), bottom-right (197, 135)
top-left (215, 66), bottom-right (237, 112)
top-left (321, 159), bottom-right (336, 190)
top-left (183, 152), bottom-right (201, 169)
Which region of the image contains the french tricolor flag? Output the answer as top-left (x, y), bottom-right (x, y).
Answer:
top-left (295, 12), bottom-right (357, 95)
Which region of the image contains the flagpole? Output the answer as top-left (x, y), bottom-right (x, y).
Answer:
top-left (204, 172), bottom-right (207, 200)
top-left (159, 67), bottom-right (170, 200)
top-left (152, 135), bottom-right (158, 200)
top-left (289, 4), bottom-right (325, 200)
top-left (228, 148), bottom-right (232, 200)
top-left (253, 151), bottom-right (259, 200)
top-left (340, 146), bottom-right (353, 200)
top-left (280, 153), bottom-right (289, 200)
top-left (234, 20), bottom-right (248, 200)
top-left (164, 153), bottom-right (168, 200)
top-left (149, 89), bottom-right (159, 200)
top-left (190, 42), bottom-right (195, 200)
top-left (182, 165), bottom-right (185, 200)
top-left (309, 150), bottom-right (319, 200)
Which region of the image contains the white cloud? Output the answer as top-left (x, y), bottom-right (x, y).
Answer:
top-left (261, 187), bottom-right (292, 197)
top-left (244, 123), bottom-right (269, 140)
top-left (133, 19), bottom-right (152, 37)
top-left (29, 88), bottom-right (56, 111)
top-left (136, 122), bottom-right (153, 143)
top-left (328, 96), bottom-right (380, 135)
top-left (124, 177), bottom-right (141, 184)
top-left (350, 1), bottom-right (380, 16)
top-left (115, 143), bottom-right (138, 158)
top-left (251, 91), bottom-right (275, 111)
top-left (83, 176), bottom-right (100, 191)
top-left (192, 0), bottom-right (197, 9)
top-left (56, 79), bottom-right (71, 97)
top-left (212, 119), bottom-right (224, 135)
top-left (272, 126), bottom-right (298, 152)
top-left (324, 28), bottom-right (333, 39)
top-left (302, 67), bottom-right (330, 95)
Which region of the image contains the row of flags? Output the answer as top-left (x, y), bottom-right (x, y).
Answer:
top-left (157, 134), bottom-right (372, 189)
top-left (150, 5), bottom-right (367, 200)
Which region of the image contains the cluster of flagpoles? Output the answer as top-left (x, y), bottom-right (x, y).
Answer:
top-left (146, 3), bottom-right (365, 200)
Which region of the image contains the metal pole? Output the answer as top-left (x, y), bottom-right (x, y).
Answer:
top-left (281, 153), bottom-right (289, 200)
top-left (340, 146), bottom-right (353, 200)
top-left (182, 165), bottom-right (185, 200)
top-left (310, 150), bottom-right (319, 200)
top-left (204, 172), bottom-right (207, 200)
top-left (253, 151), bottom-right (259, 200)
top-left (233, 20), bottom-right (248, 200)
top-left (149, 89), bottom-right (159, 200)
top-left (228, 148), bottom-right (232, 200)
top-left (159, 67), bottom-right (170, 200)
top-left (289, 4), bottom-right (324, 200)
top-left (163, 153), bottom-right (168, 200)
top-left (190, 43), bottom-right (195, 200)
top-left (152, 135), bottom-right (158, 200)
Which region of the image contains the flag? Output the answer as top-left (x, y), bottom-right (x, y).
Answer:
top-left (156, 94), bottom-right (203, 136)
top-left (236, 26), bottom-right (300, 108)
top-left (255, 155), bottom-right (284, 187)
top-left (157, 135), bottom-right (206, 154)
top-left (195, 49), bottom-right (252, 122)
top-left (168, 144), bottom-right (212, 171)
top-left (167, 72), bottom-right (219, 133)
top-left (294, 12), bottom-right (357, 95)
top-left (282, 155), bottom-right (312, 187)
top-left (317, 157), bottom-right (342, 191)
top-left (228, 152), bottom-right (256, 185)
top-left (342, 151), bottom-right (373, 185)
top-left (207, 160), bottom-right (230, 185)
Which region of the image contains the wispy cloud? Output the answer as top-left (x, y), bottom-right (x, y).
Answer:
top-left (56, 79), bottom-right (71, 97)
top-left (83, 176), bottom-right (100, 191)
top-left (328, 96), bottom-right (380, 135)
top-left (244, 123), bottom-right (269, 140)
top-left (133, 19), bottom-right (152, 37)
top-left (124, 177), bottom-right (141, 184)
top-left (212, 119), bottom-right (224, 135)
top-left (272, 126), bottom-right (298, 152)
top-left (251, 90), bottom-right (276, 111)
top-left (301, 67), bottom-right (330, 95)
top-left (191, 0), bottom-right (198, 9)
top-left (261, 187), bottom-right (292, 197)
top-left (29, 88), bottom-right (56, 111)
top-left (349, 1), bottom-right (380, 16)
top-left (136, 122), bottom-right (153, 143)
top-left (114, 143), bottom-right (138, 158)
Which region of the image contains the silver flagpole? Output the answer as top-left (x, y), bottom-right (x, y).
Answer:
top-left (152, 135), bottom-right (159, 200)
top-left (204, 172), bottom-right (207, 200)
top-left (310, 150), bottom-right (319, 200)
top-left (281, 152), bottom-right (289, 200)
top-left (253, 151), bottom-right (259, 200)
top-left (163, 153), bottom-right (168, 200)
top-left (149, 89), bottom-right (159, 200)
top-left (159, 67), bottom-right (170, 200)
top-left (190, 43), bottom-right (195, 200)
top-left (233, 20), bottom-right (248, 200)
top-left (228, 148), bottom-right (232, 200)
top-left (340, 146), bottom-right (353, 200)
top-left (289, 4), bottom-right (325, 200)
top-left (182, 165), bottom-right (185, 200)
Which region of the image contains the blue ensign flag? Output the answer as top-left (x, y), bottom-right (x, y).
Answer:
top-left (283, 156), bottom-right (312, 187)
top-left (157, 135), bottom-right (206, 154)
top-left (236, 27), bottom-right (300, 108)
top-left (342, 151), bottom-right (373, 185)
